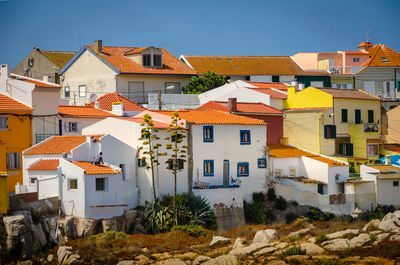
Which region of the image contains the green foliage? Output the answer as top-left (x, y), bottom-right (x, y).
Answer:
top-left (252, 192), bottom-right (266, 204)
top-left (184, 71), bottom-right (227, 94)
top-left (305, 207), bottom-right (335, 222)
top-left (274, 196), bottom-right (288, 211)
top-left (285, 212), bottom-right (298, 224)
top-left (315, 233), bottom-right (328, 244)
top-left (244, 201), bottom-right (264, 224)
top-left (369, 234), bottom-right (377, 242)
top-left (288, 236), bottom-right (298, 242)
top-left (267, 188), bottom-right (277, 201)
top-left (281, 245), bottom-right (305, 257)
top-left (144, 201), bottom-right (174, 234)
top-left (171, 224), bottom-right (205, 237)
top-left (264, 209), bottom-right (276, 222)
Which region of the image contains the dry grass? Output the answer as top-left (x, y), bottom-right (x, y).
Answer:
top-left (308, 220), bottom-right (367, 237)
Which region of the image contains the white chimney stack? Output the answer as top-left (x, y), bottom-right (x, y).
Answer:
top-left (0, 64), bottom-right (10, 79)
top-left (112, 102), bottom-right (124, 116)
top-left (385, 155), bottom-right (391, 165)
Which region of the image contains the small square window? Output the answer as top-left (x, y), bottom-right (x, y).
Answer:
top-left (204, 160), bottom-right (214, 176)
top-left (240, 130), bottom-right (251, 145)
top-left (237, 162), bottom-right (249, 177)
top-left (353, 58), bottom-right (360, 63)
top-left (96, 178), bottom-right (105, 191)
top-left (30, 177), bottom-right (37, 185)
top-left (143, 54), bottom-right (151, 66)
top-left (258, 158), bottom-right (267, 168)
top-left (138, 158), bottom-right (146, 167)
top-left (69, 179), bottom-right (78, 190)
top-left (6, 152), bottom-right (21, 169)
top-left (79, 85), bottom-right (86, 97)
top-left (393, 181), bottom-right (399, 187)
top-left (0, 116), bottom-right (8, 130)
top-left (203, 126), bottom-right (213, 142)
top-left (153, 54), bottom-right (162, 67)
top-left (324, 125), bottom-right (336, 139)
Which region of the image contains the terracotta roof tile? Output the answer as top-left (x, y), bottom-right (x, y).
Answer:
top-left (247, 88), bottom-right (288, 99)
top-left (40, 50), bottom-right (76, 68)
top-left (277, 176), bottom-right (327, 185)
top-left (59, 105), bottom-right (116, 118)
top-left (87, 45), bottom-right (196, 75)
top-left (155, 109), bottom-right (266, 125)
top-left (87, 93), bottom-right (146, 112)
top-left (341, 51), bottom-right (369, 55)
top-left (247, 82), bottom-right (288, 91)
top-left (363, 44), bottom-right (400, 67)
top-left (198, 101), bottom-right (283, 115)
top-left (24, 135), bottom-right (104, 155)
top-left (383, 144), bottom-right (400, 153)
top-left (116, 117), bottom-right (170, 129)
top-left (268, 144), bottom-right (347, 166)
top-left (71, 161), bottom-right (121, 175)
top-left (10, 74), bottom-right (61, 88)
top-left (27, 159), bottom-right (59, 171)
top-left (318, 88), bottom-right (379, 100)
top-left (182, 55), bottom-right (328, 76)
top-left (367, 165), bottom-right (400, 173)
top-left (0, 93), bottom-right (32, 111)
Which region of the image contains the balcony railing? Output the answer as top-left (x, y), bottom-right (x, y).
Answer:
top-left (328, 66), bottom-right (363, 75)
top-left (192, 181), bottom-right (240, 189)
top-left (364, 123), bottom-right (379, 132)
top-left (35, 134), bottom-right (58, 144)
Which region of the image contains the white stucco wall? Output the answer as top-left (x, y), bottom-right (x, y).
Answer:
top-left (270, 98), bottom-right (284, 110)
top-left (35, 171), bottom-right (59, 199)
top-left (60, 117), bottom-right (106, 136)
top-left (376, 178), bottom-right (400, 207)
top-left (193, 187), bottom-right (244, 208)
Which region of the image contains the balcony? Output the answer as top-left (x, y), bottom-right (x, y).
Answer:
top-left (350, 123), bottom-right (380, 138)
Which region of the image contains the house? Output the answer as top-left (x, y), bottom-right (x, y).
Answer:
top-left (198, 98), bottom-right (283, 144)
top-left (20, 134), bottom-right (137, 219)
top-left (59, 105), bottom-right (117, 136)
top-left (0, 64), bottom-right (61, 144)
top-left (0, 91), bottom-right (33, 192)
top-left (284, 86), bottom-right (382, 171)
top-left (361, 164), bottom-right (400, 207)
top-left (59, 40), bottom-right (196, 105)
top-left (384, 105), bottom-right (400, 144)
top-left (180, 55), bottom-right (331, 87)
top-left (12, 47), bottom-right (76, 84)
top-left (0, 172), bottom-right (8, 214)
top-left (86, 92), bottom-right (146, 117)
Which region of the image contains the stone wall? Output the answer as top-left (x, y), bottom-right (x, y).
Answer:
top-left (214, 206), bottom-right (245, 232)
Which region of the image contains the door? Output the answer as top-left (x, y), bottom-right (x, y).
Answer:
top-left (223, 160), bottom-right (229, 188)
top-left (364, 81), bottom-right (375, 95)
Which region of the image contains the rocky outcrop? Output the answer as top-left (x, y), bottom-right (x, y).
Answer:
top-left (299, 243), bottom-right (324, 255)
top-left (326, 229), bottom-right (359, 240)
top-left (362, 219), bottom-right (380, 232)
top-left (378, 213), bottom-right (400, 232)
top-left (57, 246), bottom-right (80, 265)
top-left (321, 238), bottom-right (350, 251)
top-left (203, 255), bottom-right (237, 265)
top-left (209, 236), bottom-right (231, 247)
top-left (349, 233), bottom-right (370, 248)
top-left (252, 229), bottom-right (278, 244)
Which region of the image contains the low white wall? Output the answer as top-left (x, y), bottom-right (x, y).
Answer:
top-left (193, 187), bottom-right (244, 208)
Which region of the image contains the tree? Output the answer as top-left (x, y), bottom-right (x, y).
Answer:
top-left (184, 71), bottom-right (227, 94)
top-left (138, 114), bottom-right (163, 201)
top-left (164, 112), bottom-right (188, 225)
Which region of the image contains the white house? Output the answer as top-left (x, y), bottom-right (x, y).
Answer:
top-left (86, 93), bottom-right (146, 117)
top-left (361, 164), bottom-right (400, 207)
top-left (0, 64), bottom-right (61, 143)
top-left (20, 134), bottom-right (137, 219)
top-left (58, 41), bottom-right (196, 106)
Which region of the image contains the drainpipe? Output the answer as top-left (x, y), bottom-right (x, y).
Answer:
top-left (318, 115), bottom-right (322, 154)
top-left (187, 123), bottom-right (193, 193)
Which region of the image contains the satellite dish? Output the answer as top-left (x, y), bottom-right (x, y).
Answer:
top-left (90, 94), bottom-right (98, 102)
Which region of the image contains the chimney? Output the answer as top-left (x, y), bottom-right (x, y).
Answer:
top-left (358, 41), bottom-right (373, 51)
top-left (43, 75), bottom-right (52, 83)
top-left (112, 102), bottom-right (124, 116)
top-left (0, 64), bottom-right (10, 79)
top-left (228, 98), bottom-right (237, 113)
top-left (287, 86), bottom-right (296, 97)
top-left (94, 40), bottom-right (103, 54)
top-left (385, 155), bottom-right (391, 165)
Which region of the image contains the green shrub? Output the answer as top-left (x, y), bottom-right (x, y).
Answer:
top-left (305, 207), bottom-right (335, 222)
top-left (369, 234), bottom-right (377, 242)
top-left (274, 196), bottom-right (288, 211)
top-left (281, 245), bottom-right (305, 257)
top-left (244, 201), bottom-right (264, 224)
top-left (288, 236), bottom-right (298, 242)
top-left (267, 188), bottom-right (277, 201)
top-left (144, 201), bottom-right (174, 234)
top-left (171, 224), bottom-right (205, 237)
top-left (265, 209), bottom-right (276, 222)
top-left (315, 233), bottom-right (328, 244)
top-left (252, 192), bottom-right (266, 204)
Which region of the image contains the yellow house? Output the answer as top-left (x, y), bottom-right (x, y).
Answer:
top-left (0, 172), bottom-right (8, 214)
top-left (0, 93), bottom-right (33, 192)
top-left (284, 86), bottom-right (381, 172)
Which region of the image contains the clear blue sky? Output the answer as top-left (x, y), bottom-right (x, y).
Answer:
top-left (1, 0), bottom-right (399, 68)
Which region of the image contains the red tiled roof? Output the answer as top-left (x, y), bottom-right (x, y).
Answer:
top-left (268, 144), bottom-right (347, 166)
top-left (24, 135), bottom-right (104, 155)
top-left (341, 51), bottom-right (369, 55)
top-left (87, 45), bottom-right (196, 75)
top-left (10, 74), bottom-right (61, 88)
top-left (116, 117), bottom-right (170, 129)
top-left (383, 144), bottom-right (400, 153)
top-left (198, 101), bottom-right (283, 115)
top-left (59, 105), bottom-right (116, 118)
top-left (362, 44), bottom-right (400, 67)
top-left (71, 161), bottom-right (121, 175)
top-left (318, 88), bottom-right (379, 100)
top-left (0, 93), bottom-right (32, 111)
top-left (27, 159), bottom-right (59, 171)
top-left (247, 82), bottom-right (288, 91)
top-left (367, 165), bottom-right (400, 172)
top-left (87, 93), bottom-right (146, 112)
top-left (182, 55), bottom-right (328, 76)
top-left (247, 88), bottom-right (288, 99)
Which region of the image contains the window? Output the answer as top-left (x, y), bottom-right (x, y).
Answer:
top-left (393, 181), bottom-right (399, 187)
top-left (203, 126), bottom-right (213, 142)
top-left (6, 152), bottom-right (21, 169)
top-left (368, 110), bottom-right (374, 123)
top-left (69, 179), bottom-right (78, 190)
top-left (258, 158), bottom-right (267, 168)
top-left (30, 177), bottom-right (37, 185)
top-left (353, 58), bottom-right (360, 63)
top-left (341, 109), bottom-right (348, 123)
top-left (153, 54), bottom-right (162, 67)
top-left (382, 57), bottom-right (388, 62)
top-left (367, 144), bottom-right (379, 157)
top-left (95, 178), bottom-right (105, 191)
top-left (289, 168), bottom-right (296, 177)
top-left (355, 109), bottom-right (361, 124)
top-left (336, 83), bottom-right (348, 89)
top-left (120, 164), bottom-right (126, 181)
top-left (168, 159), bottom-right (184, 170)
top-left (138, 158), bottom-right (146, 167)
top-left (203, 160), bottom-right (214, 176)
top-left (143, 54), bottom-right (151, 66)
top-left (0, 116), bottom-right (8, 130)
top-left (237, 162), bottom-right (249, 177)
top-left (64, 122), bottom-right (81, 132)
top-left (240, 130), bottom-right (251, 145)
top-left (64, 86), bottom-right (70, 99)
top-left (318, 184), bottom-right (324, 195)
top-left (324, 125), bottom-right (336, 139)
top-left (79, 85), bottom-right (86, 97)
top-left (339, 143), bottom-right (354, 157)
top-left (274, 170), bottom-right (282, 177)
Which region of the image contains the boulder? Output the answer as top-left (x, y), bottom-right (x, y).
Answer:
top-left (229, 242), bottom-right (268, 258)
top-left (64, 216), bottom-right (77, 239)
top-left (136, 254), bottom-right (151, 265)
top-left (47, 254), bottom-right (54, 262)
top-left (202, 255), bottom-right (237, 265)
top-left (74, 217), bottom-right (98, 238)
top-left (362, 219), bottom-right (380, 232)
top-left (287, 226), bottom-right (313, 238)
top-left (321, 238), bottom-right (350, 251)
top-left (378, 213), bottom-right (400, 232)
top-left (300, 243), bottom-right (324, 255)
top-left (124, 209), bottom-right (137, 233)
top-left (373, 233), bottom-right (389, 245)
top-left (3, 214), bottom-right (35, 257)
top-left (31, 223), bottom-right (47, 248)
top-left (308, 237), bottom-right (316, 244)
top-left (254, 247), bottom-right (277, 257)
top-left (275, 242), bottom-right (288, 250)
top-left (41, 215), bottom-right (62, 244)
top-left (102, 216), bottom-right (126, 232)
top-left (65, 254), bottom-right (80, 265)
top-left (393, 210), bottom-right (400, 220)
top-left (232, 237), bottom-right (245, 249)
top-left (349, 233), bottom-right (370, 248)
top-left (252, 229), bottom-right (278, 244)
top-left (117, 261), bottom-right (135, 265)
top-left (57, 246), bottom-right (74, 264)
top-left (326, 229), bottom-right (359, 239)
top-left (17, 261), bottom-right (33, 265)
top-left (210, 236), bottom-right (231, 247)
top-left (193, 255), bottom-right (212, 265)
top-left (390, 233), bottom-right (400, 242)
top-left (133, 223), bottom-right (146, 234)
top-left (155, 258), bottom-right (186, 265)
top-left (369, 230), bottom-right (382, 235)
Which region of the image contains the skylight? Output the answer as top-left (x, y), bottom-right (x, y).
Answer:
top-left (382, 57), bottom-right (389, 62)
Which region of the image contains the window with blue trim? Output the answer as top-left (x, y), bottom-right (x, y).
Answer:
top-left (258, 158), bottom-right (267, 168)
top-left (203, 126), bottom-right (213, 142)
top-left (240, 130), bottom-right (251, 145)
top-left (203, 160), bottom-right (214, 176)
top-left (237, 162), bottom-right (249, 177)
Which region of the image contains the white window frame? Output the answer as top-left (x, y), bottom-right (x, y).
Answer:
top-left (79, 85), bottom-right (86, 97)
top-left (64, 122), bottom-right (82, 133)
top-left (367, 144), bottom-right (379, 157)
top-left (6, 152), bottom-right (21, 169)
top-left (69, 179), bottom-right (78, 190)
top-left (0, 116), bottom-right (8, 130)
top-left (64, 86), bottom-right (70, 99)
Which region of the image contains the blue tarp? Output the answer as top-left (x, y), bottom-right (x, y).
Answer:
top-left (379, 155), bottom-right (400, 166)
